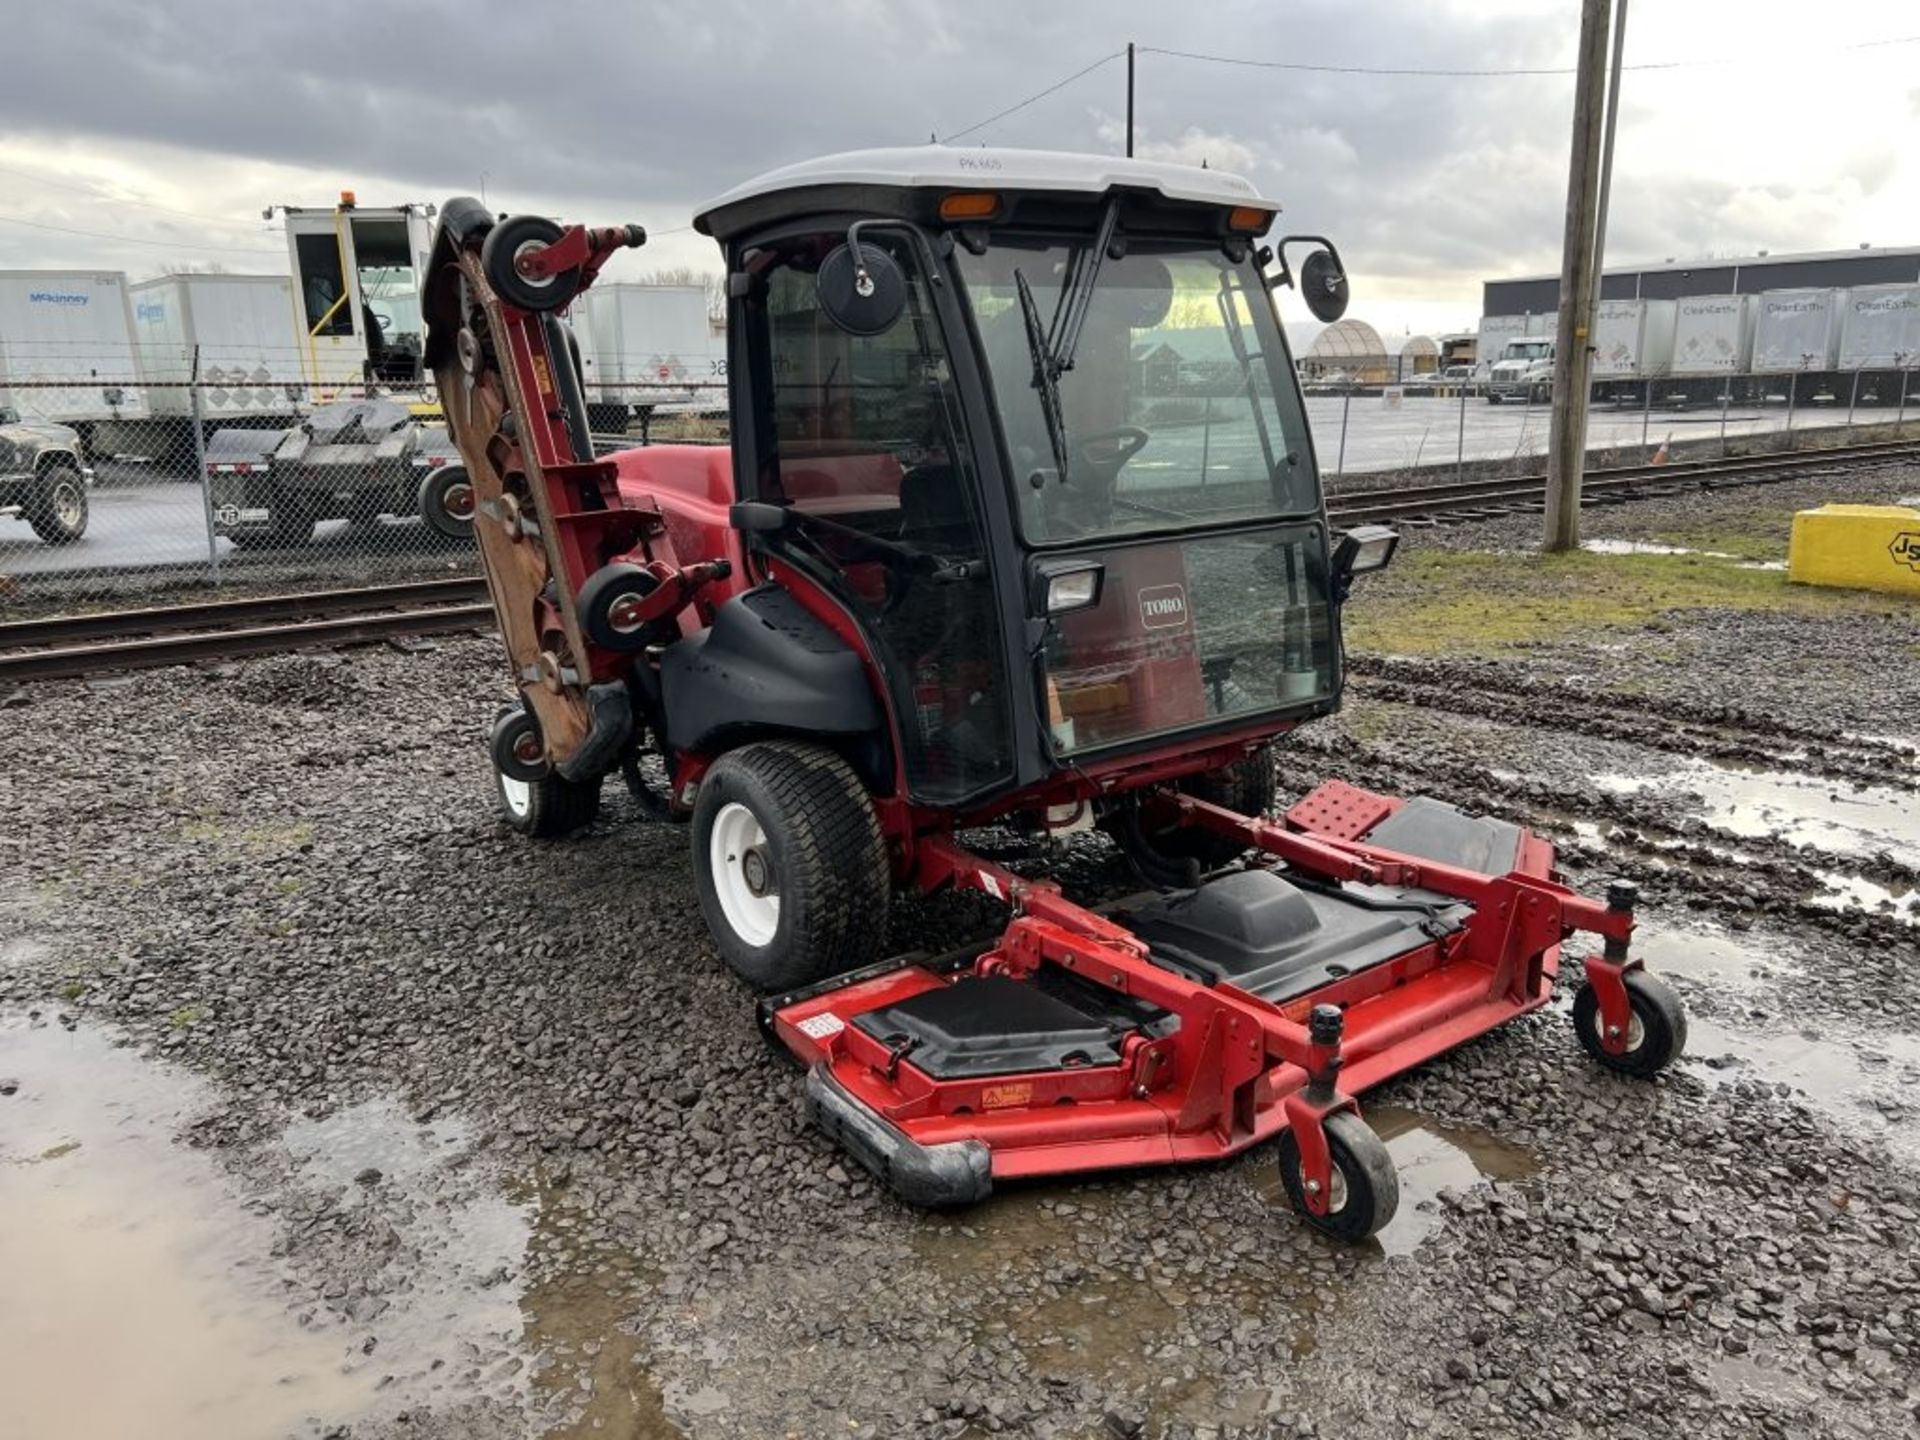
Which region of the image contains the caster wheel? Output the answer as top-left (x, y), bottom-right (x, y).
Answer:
top-left (1573, 970), bottom-right (1687, 1077)
top-left (1276, 1110), bottom-right (1400, 1242)
top-left (489, 706), bottom-right (599, 837)
top-left (578, 562), bottom-right (667, 652)
top-left (418, 463), bottom-right (476, 541)
top-left (481, 214), bottom-right (580, 313)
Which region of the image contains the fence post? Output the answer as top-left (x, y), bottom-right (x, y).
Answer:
top-left (1640, 377), bottom-right (1651, 447)
top-left (1900, 355), bottom-right (1911, 431)
top-left (1456, 381), bottom-right (1467, 483)
top-left (1847, 369), bottom-right (1860, 431)
top-left (1335, 389), bottom-right (1351, 479)
top-left (1718, 376), bottom-right (1732, 458)
top-left (1784, 362), bottom-right (1799, 448)
top-left (189, 346), bottom-right (219, 581)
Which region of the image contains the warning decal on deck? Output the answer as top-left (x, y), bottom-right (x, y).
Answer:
top-left (982, 1082), bottom-right (1034, 1109)
top-left (796, 1012), bottom-right (844, 1041)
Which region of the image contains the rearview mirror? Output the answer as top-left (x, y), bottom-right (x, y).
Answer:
top-left (816, 227), bottom-right (907, 336)
top-left (1299, 249), bottom-right (1349, 323)
top-left (1267, 235), bottom-right (1351, 323)
top-left (729, 501), bottom-right (791, 534)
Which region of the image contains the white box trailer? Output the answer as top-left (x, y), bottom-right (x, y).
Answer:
top-left (130, 274), bottom-right (304, 420)
top-left (1838, 284), bottom-right (1920, 370)
top-left (1751, 288), bottom-right (1846, 373)
top-left (573, 284), bottom-right (718, 427)
top-left (1670, 295), bottom-right (1754, 376)
top-left (1591, 299), bottom-right (1677, 379)
top-left (0, 270), bottom-right (150, 427)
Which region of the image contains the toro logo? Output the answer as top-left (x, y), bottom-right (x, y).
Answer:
top-left (1890, 532), bottom-right (1920, 572)
top-left (1138, 583), bottom-right (1189, 629)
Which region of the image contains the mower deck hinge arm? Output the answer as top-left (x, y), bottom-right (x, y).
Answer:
top-left (1170, 794), bottom-right (1393, 885)
top-left (915, 834), bottom-right (1148, 956)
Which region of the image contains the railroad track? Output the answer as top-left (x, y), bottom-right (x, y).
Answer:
top-left (1326, 438), bottom-right (1920, 525)
top-left (4, 439), bottom-right (1913, 682)
top-left (0, 578), bottom-right (492, 683)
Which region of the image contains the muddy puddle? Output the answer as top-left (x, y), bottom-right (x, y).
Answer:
top-left (1687, 1015), bottom-right (1920, 1169)
top-left (1594, 758), bottom-right (1919, 861)
top-left (0, 1014), bottom-right (680, 1440)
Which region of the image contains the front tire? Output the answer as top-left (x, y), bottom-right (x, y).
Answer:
top-left (691, 742), bottom-right (890, 992)
top-left (1277, 1110), bottom-right (1400, 1242)
top-left (27, 464), bottom-right (88, 544)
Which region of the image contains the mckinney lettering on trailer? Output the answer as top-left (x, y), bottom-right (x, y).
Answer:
top-left (27, 291), bottom-right (90, 306)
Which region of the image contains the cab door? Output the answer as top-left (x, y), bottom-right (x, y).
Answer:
top-left (743, 229), bottom-right (1013, 804)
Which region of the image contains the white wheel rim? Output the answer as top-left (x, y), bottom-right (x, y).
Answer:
top-left (710, 801), bottom-right (779, 947)
top-left (499, 773), bottom-right (532, 819)
top-left (54, 483), bottom-right (82, 528)
top-left (513, 238), bottom-right (558, 292)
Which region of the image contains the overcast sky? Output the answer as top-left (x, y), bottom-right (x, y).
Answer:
top-left (1, 0), bottom-right (1915, 338)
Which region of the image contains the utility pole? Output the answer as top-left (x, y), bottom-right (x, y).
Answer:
top-left (1582, 0), bottom-right (1629, 456)
top-left (1543, 0), bottom-right (1614, 551)
top-left (1126, 42), bottom-right (1136, 157)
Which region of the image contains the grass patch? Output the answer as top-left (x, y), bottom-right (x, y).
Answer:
top-left (1346, 545), bottom-right (1893, 656)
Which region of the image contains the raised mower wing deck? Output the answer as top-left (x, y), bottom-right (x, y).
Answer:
top-left (765, 782), bottom-right (1575, 1205)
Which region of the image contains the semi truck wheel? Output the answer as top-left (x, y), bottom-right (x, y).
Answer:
top-left (26, 463), bottom-right (88, 544)
top-left (691, 741), bottom-right (890, 992)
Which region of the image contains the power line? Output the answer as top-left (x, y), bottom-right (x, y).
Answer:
top-left (0, 213), bottom-right (280, 255)
top-left (1138, 33), bottom-right (1920, 79)
top-left (0, 162), bottom-right (266, 228)
top-left (939, 51), bottom-right (1126, 143)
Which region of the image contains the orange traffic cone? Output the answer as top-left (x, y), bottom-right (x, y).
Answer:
top-left (1651, 438), bottom-right (1671, 465)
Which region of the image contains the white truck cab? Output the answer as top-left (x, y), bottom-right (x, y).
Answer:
top-left (1486, 336), bottom-right (1554, 404)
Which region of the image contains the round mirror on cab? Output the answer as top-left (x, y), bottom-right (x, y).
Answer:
top-left (817, 241), bottom-right (907, 336)
top-left (1300, 249), bottom-right (1349, 323)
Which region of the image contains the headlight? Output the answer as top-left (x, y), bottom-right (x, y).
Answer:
top-left (1033, 560), bottom-right (1105, 617)
top-left (1332, 525), bottom-right (1400, 581)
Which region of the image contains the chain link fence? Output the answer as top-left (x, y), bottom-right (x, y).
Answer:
top-left (5, 345), bottom-right (1917, 613)
top-left (0, 343), bottom-right (727, 612)
top-left (1310, 365), bottom-right (1920, 493)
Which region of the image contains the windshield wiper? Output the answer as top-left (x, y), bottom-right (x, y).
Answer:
top-left (1049, 197), bottom-right (1122, 376)
top-left (1014, 267), bottom-right (1073, 486)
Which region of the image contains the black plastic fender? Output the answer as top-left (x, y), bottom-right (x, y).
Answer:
top-left (804, 1065), bottom-right (992, 1209)
top-left (421, 196), bottom-right (495, 373)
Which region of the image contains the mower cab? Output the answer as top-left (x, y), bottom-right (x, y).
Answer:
top-left (422, 147), bottom-right (1685, 1242)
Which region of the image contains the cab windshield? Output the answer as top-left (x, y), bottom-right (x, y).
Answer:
top-left (956, 237), bottom-right (1314, 545)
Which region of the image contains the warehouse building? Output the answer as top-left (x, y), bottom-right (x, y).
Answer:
top-left (1483, 244), bottom-right (1920, 318)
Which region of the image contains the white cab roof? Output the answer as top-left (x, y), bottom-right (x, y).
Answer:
top-left (694, 146), bottom-right (1277, 233)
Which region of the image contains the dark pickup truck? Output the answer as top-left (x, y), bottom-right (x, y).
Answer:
top-left (0, 404), bottom-right (91, 544)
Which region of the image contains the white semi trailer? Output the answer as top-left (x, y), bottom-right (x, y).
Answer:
top-left (0, 270), bottom-right (149, 452)
top-left (130, 273), bottom-right (304, 423)
top-left (1591, 299), bottom-right (1676, 400)
top-left (571, 283), bottom-right (721, 434)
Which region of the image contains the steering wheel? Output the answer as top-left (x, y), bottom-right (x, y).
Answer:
top-left (1077, 425), bottom-right (1150, 471)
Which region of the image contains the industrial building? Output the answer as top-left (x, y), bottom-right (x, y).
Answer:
top-left (1483, 245), bottom-right (1920, 319)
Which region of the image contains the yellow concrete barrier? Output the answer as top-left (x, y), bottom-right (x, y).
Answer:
top-left (1788, 504), bottom-right (1920, 597)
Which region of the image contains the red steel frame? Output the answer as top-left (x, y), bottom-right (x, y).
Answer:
top-left (770, 780), bottom-right (1645, 1214)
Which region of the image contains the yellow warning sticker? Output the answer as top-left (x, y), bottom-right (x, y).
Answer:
top-left (982, 1082), bottom-right (1034, 1109)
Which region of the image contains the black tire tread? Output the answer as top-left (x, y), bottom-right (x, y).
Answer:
top-left (1278, 1109), bottom-right (1400, 1241)
top-left (1573, 969), bottom-right (1687, 1077)
top-left (26, 463), bottom-right (88, 544)
top-left (696, 741), bottom-right (890, 991)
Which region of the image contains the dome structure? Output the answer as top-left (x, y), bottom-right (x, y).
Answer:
top-left (1301, 318), bottom-right (1390, 381)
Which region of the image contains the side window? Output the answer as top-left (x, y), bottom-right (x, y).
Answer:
top-left (758, 233), bottom-right (1012, 802)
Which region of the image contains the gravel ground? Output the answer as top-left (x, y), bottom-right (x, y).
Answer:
top-left (3, 460), bottom-right (1918, 1439)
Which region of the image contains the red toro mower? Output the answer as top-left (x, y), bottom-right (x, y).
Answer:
top-left (421, 148), bottom-right (1686, 1239)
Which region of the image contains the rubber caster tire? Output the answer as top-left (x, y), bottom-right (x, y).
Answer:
top-left (495, 764), bottom-right (601, 838)
top-left (418, 463), bottom-right (476, 541)
top-left (691, 741), bottom-right (890, 993)
top-left (578, 562), bottom-right (665, 653)
top-left (482, 214), bottom-right (580, 313)
top-left (1277, 1110), bottom-right (1400, 1242)
top-left (1573, 970), bottom-right (1688, 1077)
